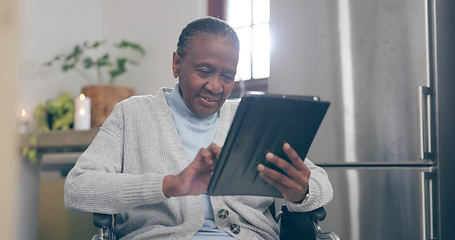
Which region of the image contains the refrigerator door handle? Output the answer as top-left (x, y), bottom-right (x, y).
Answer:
top-left (420, 171), bottom-right (438, 240)
top-left (418, 86), bottom-right (435, 160)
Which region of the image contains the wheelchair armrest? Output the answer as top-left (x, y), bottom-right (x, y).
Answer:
top-left (278, 205), bottom-right (317, 240)
top-left (307, 207), bottom-right (340, 240)
top-left (277, 205), bottom-right (326, 223)
top-left (278, 206), bottom-right (339, 240)
top-left (93, 213), bottom-right (113, 229)
top-left (307, 206), bottom-right (326, 222)
top-left (93, 213), bottom-right (116, 240)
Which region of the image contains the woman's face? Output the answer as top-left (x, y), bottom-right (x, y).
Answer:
top-left (172, 34), bottom-right (239, 117)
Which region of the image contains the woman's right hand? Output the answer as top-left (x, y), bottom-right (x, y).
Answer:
top-left (162, 143), bottom-right (221, 197)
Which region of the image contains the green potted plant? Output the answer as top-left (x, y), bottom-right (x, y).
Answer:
top-left (34, 92), bottom-right (75, 132)
top-left (43, 40), bottom-right (146, 126)
top-left (22, 92), bottom-right (76, 163)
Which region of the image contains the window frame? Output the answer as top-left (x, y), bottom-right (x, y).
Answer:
top-left (208, 0), bottom-right (269, 98)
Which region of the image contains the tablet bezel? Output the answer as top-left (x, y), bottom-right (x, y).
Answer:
top-left (207, 93), bottom-right (330, 198)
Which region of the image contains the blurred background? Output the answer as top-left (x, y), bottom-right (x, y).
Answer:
top-left (2, 0), bottom-right (454, 239)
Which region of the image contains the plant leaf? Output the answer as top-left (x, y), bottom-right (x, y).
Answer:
top-left (22, 146), bottom-right (29, 157)
top-left (96, 54), bottom-right (112, 67)
top-left (83, 58), bottom-right (94, 69)
top-left (116, 40), bottom-right (145, 55)
top-left (28, 149), bottom-right (37, 164)
top-left (109, 58), bottom-right (128, 80)
top-left (29, 136), bottom-right (38, 146)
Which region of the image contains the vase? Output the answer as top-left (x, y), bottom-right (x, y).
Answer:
top-left (82, 85), bottom-right (135, 127)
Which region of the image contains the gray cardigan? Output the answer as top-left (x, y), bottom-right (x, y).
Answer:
top-left (64, 87), bottom-right (333, 240)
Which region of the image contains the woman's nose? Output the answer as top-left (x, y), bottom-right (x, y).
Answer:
top-left (205, 76), bottom-right (223, 94)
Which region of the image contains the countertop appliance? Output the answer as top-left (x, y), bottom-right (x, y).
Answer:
top-left (270, 0), bottom-right (455, 239)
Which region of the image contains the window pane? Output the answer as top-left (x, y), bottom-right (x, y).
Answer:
top-left (227, 0), bottom-right (270, 81)
top-left (253, 0), bottom-right (270, 24)
top-left (252, 23), bottom-right (270, 79)
top-left (235, 27), bottom-right (252, 80)
top-left (227, 0), bottom-right (251, 28)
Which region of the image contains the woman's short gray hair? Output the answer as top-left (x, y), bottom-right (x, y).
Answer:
top-left (176, 16), bottom-right (240, 58)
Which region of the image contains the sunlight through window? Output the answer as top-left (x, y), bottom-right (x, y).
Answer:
top-left (227, 0), bottom-right (270, 81)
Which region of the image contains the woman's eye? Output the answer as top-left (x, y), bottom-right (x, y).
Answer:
top-left (197, 69), bottom-right (212, 77)
top-left (222, 74), bottom-right (235, 82)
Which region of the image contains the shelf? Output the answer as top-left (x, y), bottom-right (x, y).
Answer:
top-left (33, 128), bottom-right (99, 177)
top-left (36, 128), bottom-right (99, 151)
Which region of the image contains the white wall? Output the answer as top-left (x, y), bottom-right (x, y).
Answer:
top-left (102, 0), bottom-right (208, 95)
top-left (18, 0), bottom-right (104, 118)
top-left (18, 0), bottom-right (207, 119)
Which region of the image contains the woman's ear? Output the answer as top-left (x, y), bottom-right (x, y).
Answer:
top-left (172, 52), bottom-right (181, 78)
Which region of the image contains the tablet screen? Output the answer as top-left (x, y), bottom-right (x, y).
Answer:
top-left (207, 93), bottom-right (330, 198)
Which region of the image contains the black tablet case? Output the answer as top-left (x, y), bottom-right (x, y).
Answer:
top-left (207, 93), bottom-right (330, 198)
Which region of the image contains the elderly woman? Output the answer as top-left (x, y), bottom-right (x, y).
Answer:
top-left (64, 17), bottom-right (333, 240)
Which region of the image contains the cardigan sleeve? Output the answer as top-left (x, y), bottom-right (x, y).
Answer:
top-left (64, 101), bottom-right (168, 215)
top-left (284, 158), bottom-right (333, 212)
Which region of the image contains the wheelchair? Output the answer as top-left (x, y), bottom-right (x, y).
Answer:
top-left (92, 205), bottom-right (339, 240)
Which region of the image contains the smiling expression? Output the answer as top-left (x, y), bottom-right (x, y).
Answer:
top-left (172, 34), bottom-right (239, 117)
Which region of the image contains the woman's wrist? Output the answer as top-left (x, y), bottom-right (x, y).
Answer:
top-left (293, 187), bottom-right (310, 204)
top-left (162, 174), bottom-right (179, 198)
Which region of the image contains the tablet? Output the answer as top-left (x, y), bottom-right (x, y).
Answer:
top-left (207, 92), bottom-right (330, 198)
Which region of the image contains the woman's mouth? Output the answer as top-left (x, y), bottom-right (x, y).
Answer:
top-left (199, 95), bottom-right (219, 106)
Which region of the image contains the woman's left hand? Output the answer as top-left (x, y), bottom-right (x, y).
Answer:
top-left (257, 142), bottom-right (310, 203)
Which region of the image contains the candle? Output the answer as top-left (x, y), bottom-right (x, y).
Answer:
top-left (18, 109), bottom-right (29, 134)
top-left (74, 93), bottom-right (91, 130)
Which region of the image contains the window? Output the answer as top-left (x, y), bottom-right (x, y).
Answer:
top-left (208, 0), bottom-right (270, 97)
top-left (227, 0), bottom-right (270, 81)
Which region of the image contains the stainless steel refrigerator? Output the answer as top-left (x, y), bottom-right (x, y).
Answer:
top-left (269, 0), bottom-right (455, 239)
